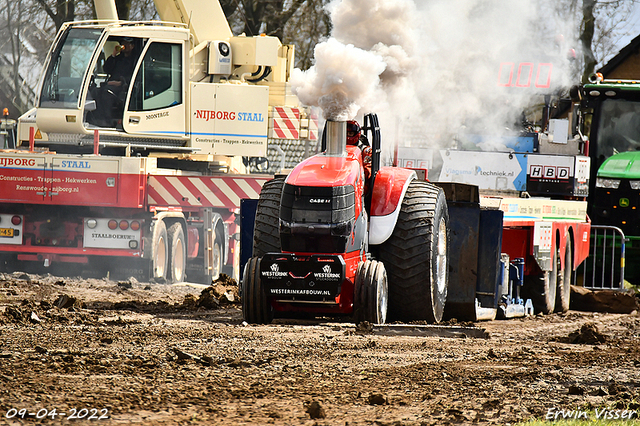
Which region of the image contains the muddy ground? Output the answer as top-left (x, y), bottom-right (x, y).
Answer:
top-left (1, 272), bottom-right (640, 425)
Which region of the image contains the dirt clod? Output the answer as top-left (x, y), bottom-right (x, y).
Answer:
top-left (355, 321), bottom-right (374, 334)
top-left (368, 393), bottom-right (387, 405)
top-left (568, 385), bottom-right (584, 395)
top-left (306, 401), bottom-right (326, 419)
top-left (568, 322), bottom-right (607, 344)
top-left (54, 294), bottom-right (82, 309)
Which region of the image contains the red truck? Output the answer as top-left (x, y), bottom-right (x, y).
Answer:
top-left (1, 0), bottom-right (315, 282)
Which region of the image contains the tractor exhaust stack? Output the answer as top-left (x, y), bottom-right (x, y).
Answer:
top-left (325, 120), bottom-right (347, 157)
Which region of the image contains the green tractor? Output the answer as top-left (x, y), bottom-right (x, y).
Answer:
top-left (580, 78), bottom-right (640, 286)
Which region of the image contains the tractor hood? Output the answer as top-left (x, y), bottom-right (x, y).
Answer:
top-left (286, 148), bottom-right (362, 189)
top-left (598, 151), bottom-right (640, 179)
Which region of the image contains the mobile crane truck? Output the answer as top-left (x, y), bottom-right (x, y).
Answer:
top-left (0, 0), bottom-right (315, 282)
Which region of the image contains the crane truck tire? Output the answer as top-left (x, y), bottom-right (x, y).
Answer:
top-left (353, 260), bottom-right (388, 324)
top-left (252, 177), bottom-right (285, 257)
top-left (167, 222), bottom-right (186, 283)
top-left (555, 236), bottom-right (572, 313)
top-left (211, 235), bottom-right (223, 281)
top-left (242, 257), bottom-right (273, 324)
top-left (151, 220), bottom-right (168, 282)
top-left (524, 249), bottom-right (558, 314)
top-left (378, 181), bottom-right (449, 323)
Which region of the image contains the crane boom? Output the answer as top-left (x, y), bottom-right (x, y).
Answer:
top-left (153, 0), bottom-right (232, 45)
top-left (94, 0), bottom-right (119, 21)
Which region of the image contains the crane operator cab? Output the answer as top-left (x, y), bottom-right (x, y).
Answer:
top-left (35, 22), bottom-right (188, 146)
top-left (86, 36), bottom-right (140, 128)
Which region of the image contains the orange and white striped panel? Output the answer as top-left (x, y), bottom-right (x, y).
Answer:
top-left (308, 111), bottom-right (319, 140)
top-left (270, 107), bottom-right (300, 140)
top-left (147, 175), bottom-right (269, 209)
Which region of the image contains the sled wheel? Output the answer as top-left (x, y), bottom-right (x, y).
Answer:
top-left (353, 260), bottom-right (388, 324)
top-left (379, 180), bottom-right (449, 323)
top-left (555, 236), bottom-right (573, 313)
top-left (253, 177), bottom-right (285, 257)
top-left (151, 220), bottom-right (168, 282)
top-left (242, 257), bottom-right (273, 324)
top-left (524, 249), bottom-right (558, 315)
top-left (168, 222), bottom-right (186, 283)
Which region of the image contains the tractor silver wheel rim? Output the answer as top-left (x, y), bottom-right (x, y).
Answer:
top-left (436, 217), bottom-right (447, 295)
top-left (378, 269), bottom-right (388, 324)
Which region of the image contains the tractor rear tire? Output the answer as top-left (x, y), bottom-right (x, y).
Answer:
top-left (524, 249), bottom-right (558, 315)
top-left (379, 180), bottom-right (449, 323)
top-left (353, 260), bottom-right (388, 324)
top-left (253, 177), bottom-right (285, 258)
top-left (555, 236), bottom-right (573, 313)
top-left (242, 257), bottom-right (273, 324)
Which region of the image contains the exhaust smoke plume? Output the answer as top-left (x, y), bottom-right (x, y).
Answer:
top-left (291, 0), bottom-right (576, 155)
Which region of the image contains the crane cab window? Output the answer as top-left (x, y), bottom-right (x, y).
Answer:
top-left (129, 43), bottom-right (182, 112)
top-left (40, 27), bottom-right (102, 109)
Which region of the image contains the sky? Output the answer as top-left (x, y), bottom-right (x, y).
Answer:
top-left (605, 2), bottom-right (640, 65)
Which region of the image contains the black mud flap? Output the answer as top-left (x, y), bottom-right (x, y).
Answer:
top-left (260, 253), bottom-right (345, 301)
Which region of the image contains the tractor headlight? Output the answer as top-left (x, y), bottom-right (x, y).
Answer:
top-left (596, 178), bottom-right (621, 189)
top-left (630, 180), bottom-right (640, 190)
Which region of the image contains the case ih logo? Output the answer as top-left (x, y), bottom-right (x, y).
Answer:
top-left (530, 165), bottom-right (570, 180)
top-left (310, 199), bottom-right (330, 204)
top-left (0, 157), bottom-right (36, 167)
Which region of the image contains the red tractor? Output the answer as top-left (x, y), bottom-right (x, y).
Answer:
top-left (242, 114), bottom-right (449, 324)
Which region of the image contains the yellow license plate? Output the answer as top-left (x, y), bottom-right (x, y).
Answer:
top-left (0, 228), bottom-right (14, 238)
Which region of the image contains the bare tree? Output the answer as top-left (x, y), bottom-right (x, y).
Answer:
top-left (282, 0), bottom-right (331, 70)
top-left (580, 0), bottom-right (597, 82)
top-left (35, 0), bottom-right (76, 31)
top-left (221, 0), bottom-right (329, 69)
top-left (114, 0), bottom-right (132, 20)
top-left (0, 0), bottom-right (42, 115)
top-left (572, 0), bottom-right (639, 82)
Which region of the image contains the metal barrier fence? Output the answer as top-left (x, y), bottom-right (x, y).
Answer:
top-left (576, 225), bottom-right (626, 290)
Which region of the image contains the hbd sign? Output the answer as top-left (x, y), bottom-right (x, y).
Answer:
top-left (529, 165), bottom-right (570, 180)
top-left (526, 155), bottom-right (578, 196)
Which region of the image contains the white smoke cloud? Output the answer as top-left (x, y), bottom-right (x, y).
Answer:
top-left (290, 38), bottom-right (387, 121)
top-left (292, 0), bottom-right (576, 154)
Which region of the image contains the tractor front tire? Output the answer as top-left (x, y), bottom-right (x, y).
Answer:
top-left (253, 177), bottom-right (285, 258)
top-left (242, 257), bottom-right (273, 324)
top-left (353, 260), bottom-right (388, 324)
top-left (379, 181), bottom-right (449, 323)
